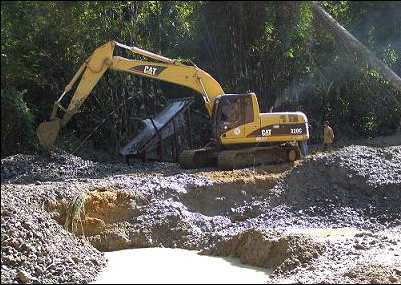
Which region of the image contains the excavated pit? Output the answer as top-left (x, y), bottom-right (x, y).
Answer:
top-left (45, 186), bottom-right (151, 251)
top-left (2, 143), bottom-right (401, 284)
top-left (41, 146), bottom-right (401, 257)
top-left (42, 163), bottom-right (293, 252)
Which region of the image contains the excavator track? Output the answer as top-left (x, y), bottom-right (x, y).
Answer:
top-left (178, 148), bottom-right (217, 169)
top-left (179, 143), bottom-right (301, 170)
top-left (217, 144), bottom-right (301, 170)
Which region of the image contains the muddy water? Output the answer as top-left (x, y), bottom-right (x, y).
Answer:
top-left (284, 227), bottom-right (362, 241)
top-left (91, 248), bottom-right (271, 284)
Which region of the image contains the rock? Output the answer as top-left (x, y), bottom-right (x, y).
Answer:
top-left (17, 270), bottom-right (36, 284)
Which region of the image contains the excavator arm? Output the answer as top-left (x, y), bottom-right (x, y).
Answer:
top-left (36, 41), bottom-right (224, 149)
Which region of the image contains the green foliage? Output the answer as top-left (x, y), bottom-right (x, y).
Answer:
top-left (1, 88), bottom-right (36, 157)
top-left (1, 1), bottom-right (400, 157)
top-left (298, 74), bottom-right (401, 142)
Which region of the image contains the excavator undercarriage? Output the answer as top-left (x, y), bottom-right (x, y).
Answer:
top-left (178, 142), bottom-right (301, 170)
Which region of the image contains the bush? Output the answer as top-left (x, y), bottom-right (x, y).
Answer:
top-left (297, 75), bottom-right (401, 143)
top-left (1, 88), bottom-right (36, 158)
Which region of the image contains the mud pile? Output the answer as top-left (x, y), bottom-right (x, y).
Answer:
top-left (200, 228), bottom-right (325, 274)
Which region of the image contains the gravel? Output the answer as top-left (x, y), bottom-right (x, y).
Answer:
top-left (0, 150), bottom-right (188, 185)
top-left (1, 144), bottom-right (401, 283)
top-left (278, 145), bottom-right (401, 228)
top-left (1, 185), bottom-right (106, 284)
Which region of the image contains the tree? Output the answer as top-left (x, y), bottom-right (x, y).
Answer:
top-left (311, 2), bottom-right (401, 92)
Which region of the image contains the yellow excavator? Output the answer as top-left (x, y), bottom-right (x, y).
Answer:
top-left (36, 41), bottom-right (309, 169)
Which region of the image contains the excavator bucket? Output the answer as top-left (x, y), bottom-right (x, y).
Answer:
top-left (36, 118), bottom-right (61, 149)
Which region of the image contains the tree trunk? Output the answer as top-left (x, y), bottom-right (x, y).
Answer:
top-left (311, 2), bottom-right (401, 92)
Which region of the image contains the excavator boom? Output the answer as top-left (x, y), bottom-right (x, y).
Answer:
top-left (36, 41), bottom-right (224, 149)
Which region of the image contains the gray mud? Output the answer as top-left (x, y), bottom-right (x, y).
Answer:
top-left (1, 144), bottom-right (401, 283)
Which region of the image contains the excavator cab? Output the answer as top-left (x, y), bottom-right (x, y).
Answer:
top-left (212, 94), bottom-right (255, 143)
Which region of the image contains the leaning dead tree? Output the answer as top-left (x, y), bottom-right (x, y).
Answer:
top-left (311, 2), bottom-right (401, 93)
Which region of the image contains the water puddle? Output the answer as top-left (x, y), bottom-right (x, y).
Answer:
top-left (284, 227), bottom-right (362, 241)
top-left (91, 247), bottom-right (271, 284)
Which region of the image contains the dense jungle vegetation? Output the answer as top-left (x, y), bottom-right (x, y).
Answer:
top-left (1, 1), bottom-right (400, 158)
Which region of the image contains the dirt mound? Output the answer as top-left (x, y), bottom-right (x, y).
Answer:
top-left (0, 152), bottom-right (99, 184)
top-left (0, 150), bottom-right (179, 184)
top-left (200, 229), bottom-right (325, 274)
top-left (271, 145), bottom-right (401, 225)
top-left (1, 185), bottom-right (106, 284)
top-left (342, 264), bottom-right (401, 284)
